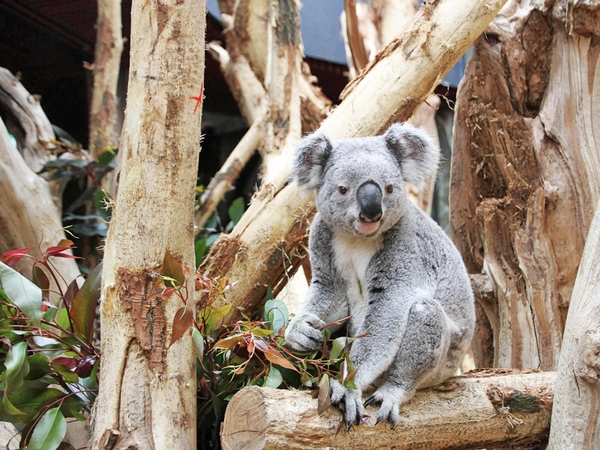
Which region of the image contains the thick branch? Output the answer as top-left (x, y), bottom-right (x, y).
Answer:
top-left (0, 68), bottom-right (54, 173)
top-left (222, 371), bottom-right (554, 449)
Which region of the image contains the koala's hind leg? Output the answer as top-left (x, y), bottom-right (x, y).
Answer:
top-left (364, 298), bottom-right (455, 427)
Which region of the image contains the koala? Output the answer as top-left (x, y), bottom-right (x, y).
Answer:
top-left (284, 123), bottom-right (475, 429)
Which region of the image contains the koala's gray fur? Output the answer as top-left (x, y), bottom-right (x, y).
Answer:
top-left (284, 123), bottom-right (475, 429)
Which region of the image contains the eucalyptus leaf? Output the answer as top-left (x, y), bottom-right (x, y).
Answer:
top-left (263, 299), bottom-right (289, 336)
top-left (264, 366), bottom-right (283, 388)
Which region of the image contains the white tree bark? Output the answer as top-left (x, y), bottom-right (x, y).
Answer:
top-left (0, 69), bottom-right (80, 289)
top-left (222, 371), bottom-right (555, 449)
top-left (90, 0), bottom-right (206, 448)
top-left (548, 199), bottom-right (600, 449)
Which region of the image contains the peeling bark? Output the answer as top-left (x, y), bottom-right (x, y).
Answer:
top-left (549, 199), bottom-right (600, 448)
top-left (450, 0), bottom-right (600, 370)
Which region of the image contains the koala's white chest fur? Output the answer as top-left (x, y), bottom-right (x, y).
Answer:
top-left (332, 234), bottom-right (383, 335)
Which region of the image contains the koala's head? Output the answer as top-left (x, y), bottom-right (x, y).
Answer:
top-left (293, 123), bottom-right (438, 238)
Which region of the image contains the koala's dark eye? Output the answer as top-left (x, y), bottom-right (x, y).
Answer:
top-left (338, 186), bottom-right (348, 195)
top-left (386, 184), bottom-right (394, 194)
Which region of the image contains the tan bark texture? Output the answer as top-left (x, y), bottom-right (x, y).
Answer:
top-left (89, 0), bottom-right (123, 159)
top-left (198, 0), bottom-right (508, 323)
top-left (549, 199), bottom-right (600, 449)
top-left (450, 0), bottom-right (600, 370)
top-left (90, 0), bottom-right (206, 448)
top-left (0, 68), bottom-right (80, 289)
top-left (221, 371), bottom-right (554, 450)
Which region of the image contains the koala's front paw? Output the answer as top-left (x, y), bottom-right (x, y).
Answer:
top-left (284, 313), bottom-right (326, 352)
top-left (330, 379), bottom-right (364, 430)
top-left (364, 384), bottom-right (410, 429)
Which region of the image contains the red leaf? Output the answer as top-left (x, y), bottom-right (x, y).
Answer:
top-left (170, 307), bottom-right (193, 346)
top-left (63, 278), bottom-right (79, 308)
top-left (162, 250), bottom-right (185, 286)
top-left (32, 265), bottom-right (50, 292)
top-left (52, 356), bottom-right (78, 370)
top-left (262, 347), bottom-right (298, 372)
top-left (46, 240), bottom-right (80, 259)
top-left (317, 374), bottom-right (332, 415)
top-left (70, 262), bottom-right (102, 342)
top-left (75, 356), bottom-right (96, 378)
top-left (1, 247), bottom-right (33, 266)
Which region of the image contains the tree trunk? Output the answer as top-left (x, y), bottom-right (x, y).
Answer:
top-left (90, 0), bottom-right (206, 448)
top-left (198, 0), bottom-right (508, 323)
top-left (89, 0), bottom-right (123, 159)
top-left (0, 68), bottom-right (80, 289)
top-left (450, 0), bottom-right (600, 370)
top-left (548, 198), bottom-right (600, 448)
top-left (222, 371), bottom-right (554, 450)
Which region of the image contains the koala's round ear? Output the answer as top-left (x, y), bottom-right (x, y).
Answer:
top-left (384, 123), bottom-right (439, 187)
top-left (292, 132), bottom-right (333, 191)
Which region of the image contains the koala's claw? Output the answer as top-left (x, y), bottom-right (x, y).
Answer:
top-left (330, 379), bottom-right (363, 429)
top-left (363, 394), bottom-right (378, 407)
top-left (364, 392), bottom-right (401, 428)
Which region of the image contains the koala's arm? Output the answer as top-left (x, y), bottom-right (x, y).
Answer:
top-left (285, 217), bottom-right (349, 351)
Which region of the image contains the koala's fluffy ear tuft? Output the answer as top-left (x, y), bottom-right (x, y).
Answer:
top-left (384, 123), bottom-right (439, 187)
top-left (293, 132), bottom-right (333, 191)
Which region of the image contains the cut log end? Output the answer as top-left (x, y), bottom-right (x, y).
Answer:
top-left (221, 388), bottom-right (268, 450)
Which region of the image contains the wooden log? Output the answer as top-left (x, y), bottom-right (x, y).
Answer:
top-left (221, 371), bottom-right (554, 449)
top-left (198, 0), bottom-right (508, 322)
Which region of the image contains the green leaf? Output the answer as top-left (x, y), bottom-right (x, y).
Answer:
top-left (263, 299), bottom-right (289, 336)
top-left (96, 149), bottom-right (117, 167)
top-left (27, 407), bottom-right (67, 450)
top-left (203, 303), bottom-right (232, 333)
top-left (264, 366), bottom-right (283, 388)
top-left (2, 342), bottom-right (30, 417)
top-left (194, 237), bottom-right (208, 267)
top-left (0, 381), bottom-right (62, 423)
top-left (56, 308), bottom-right (71, 332)
top-left (69, 262), bottom-right (102, 342)
top-left (329, 337), bottom-right (349, 361)
top-left (0, 262), bottom-right (42, 327)
top-left (191, 327), bottom-right (204, 361)
top-left (4, 342), bottom-right (29, 397)
top-left (227, 197), bottom-right (245, 226)
top-left (25, 353), bottom-right (51, 380)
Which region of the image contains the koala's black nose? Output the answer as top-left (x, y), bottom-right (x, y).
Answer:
top-left (357, 181), bottom-right (382, 222)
